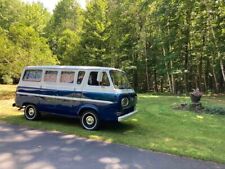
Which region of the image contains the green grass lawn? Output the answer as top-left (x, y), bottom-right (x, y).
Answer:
top-left (0, 85), bottom-right (225, 163)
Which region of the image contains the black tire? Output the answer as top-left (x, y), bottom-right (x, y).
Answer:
top-left (24, 104), bottom-right (40, 120)
top-left (80, 110), bottom-right (100, 130)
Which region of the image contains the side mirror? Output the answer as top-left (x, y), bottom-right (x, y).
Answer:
top-left (97, 71), bottom-right (103, 82)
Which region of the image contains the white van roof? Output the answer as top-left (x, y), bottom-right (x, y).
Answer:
top-left (25, 66), bottom-right (120, 71)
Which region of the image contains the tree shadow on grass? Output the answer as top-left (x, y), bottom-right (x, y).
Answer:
top-left (40, 114), bottom-right (136, 133)
top-left (101, 122), bottom-right (136, 133)
top-left (4, 112), bottom-right (136, 134)
top-left (41, 114), bottom-right (80, 127)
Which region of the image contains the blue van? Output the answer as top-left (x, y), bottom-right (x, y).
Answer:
top-left (13, 66), bottom-right (137, 130)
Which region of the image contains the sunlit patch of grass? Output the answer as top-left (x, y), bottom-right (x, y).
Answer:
top-left (88, 135), bottom-right (104, 141)
top-left (0, 85), bottom-right (17, 92)
top-left (0, 85), bottom-right (16, 100)
top-left (0, 85), bottom-right (225, 163)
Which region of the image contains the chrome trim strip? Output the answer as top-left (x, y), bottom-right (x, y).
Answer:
top-left (118, 110), bottom-right (137, 122)
top-left (16, 92), bottom-right (113, 104)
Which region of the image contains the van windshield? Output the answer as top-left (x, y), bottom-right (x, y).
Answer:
top-left (109, 70), bottom-right (131, 89)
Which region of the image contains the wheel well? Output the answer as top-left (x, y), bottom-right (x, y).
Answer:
top-left (22, 103), bottom-right (35, 107)
top-left (79, 108), bottom-right (98, 117)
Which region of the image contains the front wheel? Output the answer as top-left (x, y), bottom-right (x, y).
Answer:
top-left (24, 104), bottom-right (40, 120)
top-left (80, 111), bottom-right (100, 130)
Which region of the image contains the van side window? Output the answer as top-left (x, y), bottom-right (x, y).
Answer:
top-left (77, 71), bottom-right (85, 84)
top-left (44, 71), bottom-right (58, 82)
top-left (23, 70), bottom-right (42, 82)
top-left (88, 72), bottom-right (110, 86)
top-left (101, 72), bottom-right (110, 86)
top-left (60, 71), bottom-right (75, 83)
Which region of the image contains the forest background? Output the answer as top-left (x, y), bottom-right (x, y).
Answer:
top-left (0, 0), bottom-right (224, 94)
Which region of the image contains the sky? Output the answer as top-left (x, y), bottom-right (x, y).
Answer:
top-left (23, 0), bottom-right (86, 11)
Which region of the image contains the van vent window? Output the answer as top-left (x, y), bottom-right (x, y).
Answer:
top-left (44, 71), bottom-right (58, 82)
top-left (88, 72), bottom-right (110, 86)
top-left (23, 70), bottom-right (42, 82)
top-left (60, 71), bottom-right (75, 83)
top-left (77, 71), bottom-right (85, 84)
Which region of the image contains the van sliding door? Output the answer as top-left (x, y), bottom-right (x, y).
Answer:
top-left (39, 70), bottom-right (59, 113)
top-left (56, 70), bottom-right (81, 116)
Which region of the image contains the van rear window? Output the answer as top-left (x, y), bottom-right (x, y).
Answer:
top-left (23, 70), bottom-right (42, 82)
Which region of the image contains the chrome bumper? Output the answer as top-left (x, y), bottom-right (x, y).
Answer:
top-left (118, 110), bottom-right (137, 122)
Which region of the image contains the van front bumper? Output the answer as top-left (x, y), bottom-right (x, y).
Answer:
top-left (118, 110), bottom-right (137, 122)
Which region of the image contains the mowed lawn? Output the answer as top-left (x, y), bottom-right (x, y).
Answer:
top-left (0, 85), bottom-right (225, 163)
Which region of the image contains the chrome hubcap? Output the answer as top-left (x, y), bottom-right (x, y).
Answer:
top-left (86, 116), bottom-right (94, 125)
top-left (28, 108), bottom-right (35, 116)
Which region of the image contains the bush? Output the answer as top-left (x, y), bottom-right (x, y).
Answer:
top-left (173, 103), bottom-right (225, 115)
top-left (2, 74), bottom-right (13, 84)
top-left (204, 106), bottom-right (225, 115)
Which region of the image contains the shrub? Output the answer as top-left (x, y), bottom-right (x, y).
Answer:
top-left (204, 106), bottom-right (225, 115)
top-left (173, 103), bottom-right (225, 115)
top-left (2, 74), bottom-right (13, 84)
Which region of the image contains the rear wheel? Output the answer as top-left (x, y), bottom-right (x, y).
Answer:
top-left (24, 104), bottom-right (40, 120)
top-left (80, 111), bottom-right (100, 130)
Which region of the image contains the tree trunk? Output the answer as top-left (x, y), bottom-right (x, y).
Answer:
top-left (162, 47), bottom-right (172, 93)
top-left (212, 65), bottom-right (219, 93)
top-left (198, 55), bottom-right (203, 90)
top-left (160, 78), bottom-right (163, 93)
top-left (154, 69), bottom-right (158, 92)
top-left (220, 59), bottom-right (225, 82)
top-left (144, 40), bottom-right (150, 91)
top-left (165, 62), bottom-right (172, 93)
top-left (184, 8), bottom-right (191, 94)
top-left (170, 60), bottom-right (175, 94)
top-left (132, 52), bottom-right (138, 91)
top-left (198, 33), bottom-right (206, 91)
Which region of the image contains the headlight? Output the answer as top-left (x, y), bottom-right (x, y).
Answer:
top-left (121, 97), bottom-right (129, 107)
